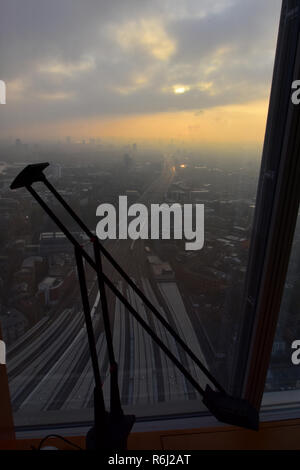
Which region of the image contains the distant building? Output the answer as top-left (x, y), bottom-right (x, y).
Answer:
top-left (0, 308), bottom-right (28, 345)
top-left (167, 189), bottom-right (188, 203)
top-left (147, 255), bottom-right (174, 280)
top-left (39, 232), bottom-right (79, 255)
top-left (151, 263), bottom-right (174, 280)
top-left (0, 197), bottom-right (20, 213)
top-left (125, 190), bottom-right (140, 202)
top-left (14, 255), bottom-right (46, 292)
top-left (38, 277), bottom-right (59, 305)
top-left (123, 153), bottom-right (133, 170)
top-left (24, 244), bottom-right (40, 256)
top-left (190, 190), bottom-right (209, 202)
top-left (38, 269), bottom-right (75, 306)
top-left (51, 164), bottom-right (62, 180)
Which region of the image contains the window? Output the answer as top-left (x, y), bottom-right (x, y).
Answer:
top-left (262, 207), bottom-right (300, 415)
top-left (266, 209), bottom-right (300, 392)
top-left (1, 0), bottom-right (296, 434)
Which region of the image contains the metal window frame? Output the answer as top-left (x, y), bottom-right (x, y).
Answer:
top-left (232, 0), bottom-right (300, 410)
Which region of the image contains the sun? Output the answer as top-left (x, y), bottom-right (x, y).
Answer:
top-left (173, 85), bottom-right (190, 94)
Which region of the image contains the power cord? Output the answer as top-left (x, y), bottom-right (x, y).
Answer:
top-left (31, 434), bottom-right (83, 451)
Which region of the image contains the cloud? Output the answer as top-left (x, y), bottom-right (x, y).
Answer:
top-left (0, 0), bottom-right (282, 135)
top-left (37, 92), bottom-right (74, 101)
top-left (111, 18), bottom-right (176, 61)
top-left (39, 57), bottom-right (95, 77)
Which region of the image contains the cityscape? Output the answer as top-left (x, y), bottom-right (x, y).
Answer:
top-left (0, 136), bottom-right (288, 426)
top-left (0, 0), bottom-right (297, 431)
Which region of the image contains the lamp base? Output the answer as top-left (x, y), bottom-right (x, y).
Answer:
top-left (203, 385), bottom-right (259, 431)
top-left (86, 412), bottom-right (136, 450)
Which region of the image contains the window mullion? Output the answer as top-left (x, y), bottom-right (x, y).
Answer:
top-left (234, 0), bottom-right (300, 410)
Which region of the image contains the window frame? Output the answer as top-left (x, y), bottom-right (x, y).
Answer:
top-left (232, 0), bottom-right (300, 410)
top-left (1, 0), bottom-right (300, 440)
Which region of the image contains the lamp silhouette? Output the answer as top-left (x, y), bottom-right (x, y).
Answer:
top-left (11, 163), bottom-right (259, 449)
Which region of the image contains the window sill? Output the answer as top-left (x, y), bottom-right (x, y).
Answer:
top-left (4, 417), bottom-right (300, 450)
top-left (12, 393), bottom-right (300, 445)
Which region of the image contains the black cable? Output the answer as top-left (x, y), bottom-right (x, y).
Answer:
top-left (33, 434), bottom-right (83, 451)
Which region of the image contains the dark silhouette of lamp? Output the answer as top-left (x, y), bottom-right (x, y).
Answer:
top-left (10, 163), bottom-right (259, 448)
top-left (11, 163), bottom-right (135, 450)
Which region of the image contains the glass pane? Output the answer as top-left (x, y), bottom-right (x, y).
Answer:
top-left (264, 206), bottom-right (300, 395)
top-left (0, 0), bottom-right (282, 427)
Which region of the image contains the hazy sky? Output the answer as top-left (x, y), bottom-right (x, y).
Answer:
top-left (0, 0), bottom-right (282, 145)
